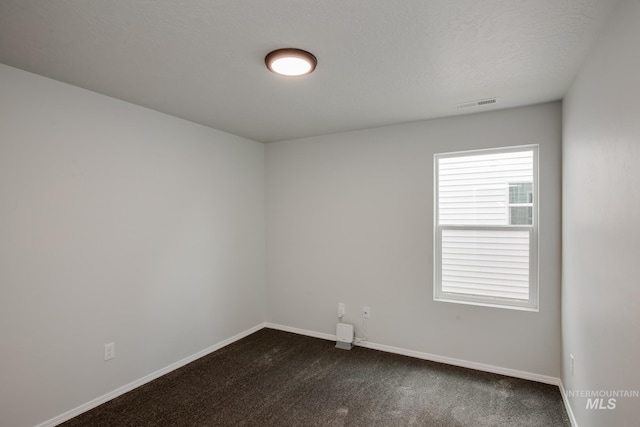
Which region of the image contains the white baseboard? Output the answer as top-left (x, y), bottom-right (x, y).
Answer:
top-left (274, 320), bottom-right (573, 424)
top-left (559, 380), bottom-right (579, 427)
top-left (357, 340), bottom-right (560, 386)
top-left (265, 322), bottom-right (560, 385)
top-left (37, 323), bottom-right (266, 427)
top-left (39, 322), bottom-right (568, 427)
top-left (264, 322), bottom-right (336, 341)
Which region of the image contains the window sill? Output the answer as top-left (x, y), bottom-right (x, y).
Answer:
top-left (434, 296), bottom-right (539, 312)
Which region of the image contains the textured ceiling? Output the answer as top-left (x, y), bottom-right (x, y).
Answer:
top-left (0, 0), bottom-right (616, 142)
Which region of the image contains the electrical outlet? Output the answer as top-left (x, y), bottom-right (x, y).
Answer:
top-left (338, 303), bottom-right (345, 318)
top-left (363, 306), bottom-right (370, 319)
top-left (104, 342), bottom-right (115, 361)
top-left (570, 354), bottom-right (574, 376)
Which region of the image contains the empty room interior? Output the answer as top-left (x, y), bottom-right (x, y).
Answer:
top-left (1, 0), bottom-right (638, 426)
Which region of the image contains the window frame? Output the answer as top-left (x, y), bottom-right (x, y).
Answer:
top-left (433, 145), bottom-right (539, 311)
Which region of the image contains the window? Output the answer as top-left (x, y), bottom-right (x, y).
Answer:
top-left (508, 183), bottom-right (533, 225)
top-left (434, 146), bottom-right (538, 310)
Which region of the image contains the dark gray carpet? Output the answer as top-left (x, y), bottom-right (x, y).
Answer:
top-left (61, 328), bottom-right (570, 426)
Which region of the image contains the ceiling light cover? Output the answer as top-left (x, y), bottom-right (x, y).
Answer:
top-left (265, 48), bottom-right (317, 77)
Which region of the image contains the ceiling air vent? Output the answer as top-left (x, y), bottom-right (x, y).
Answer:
top-left (456, 98), bottom-right (499, 110)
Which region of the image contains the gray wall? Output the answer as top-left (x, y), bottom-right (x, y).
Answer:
top-left (10, 3), bottom-right (640, 419)
top-left (0, 64), bottom-right (266, 427)
top-left (266, 102), bottom-right (562, 378)
top-left (562, 0), bottom-right (640, 425)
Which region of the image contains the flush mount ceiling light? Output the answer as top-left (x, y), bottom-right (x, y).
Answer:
top-left (265, 48), bottom-right (317, 77)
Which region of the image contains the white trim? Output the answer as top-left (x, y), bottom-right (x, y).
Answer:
top-left (355, 340), bottom-right (558, 385)
top-left (434, 143), bottom-right (539, 158)
top-left (559, 380), bottom-right (579, 427)
top-left (264, 322), bottom-right (336, 341)
top-left (265, 323), bottom-right (559, 385)
top-left (36, 323), bottom-right (266, 427)
top-left (38, 323), bottom-right (569, 427)
top-left (434, 145), bottom-right (539, 311)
